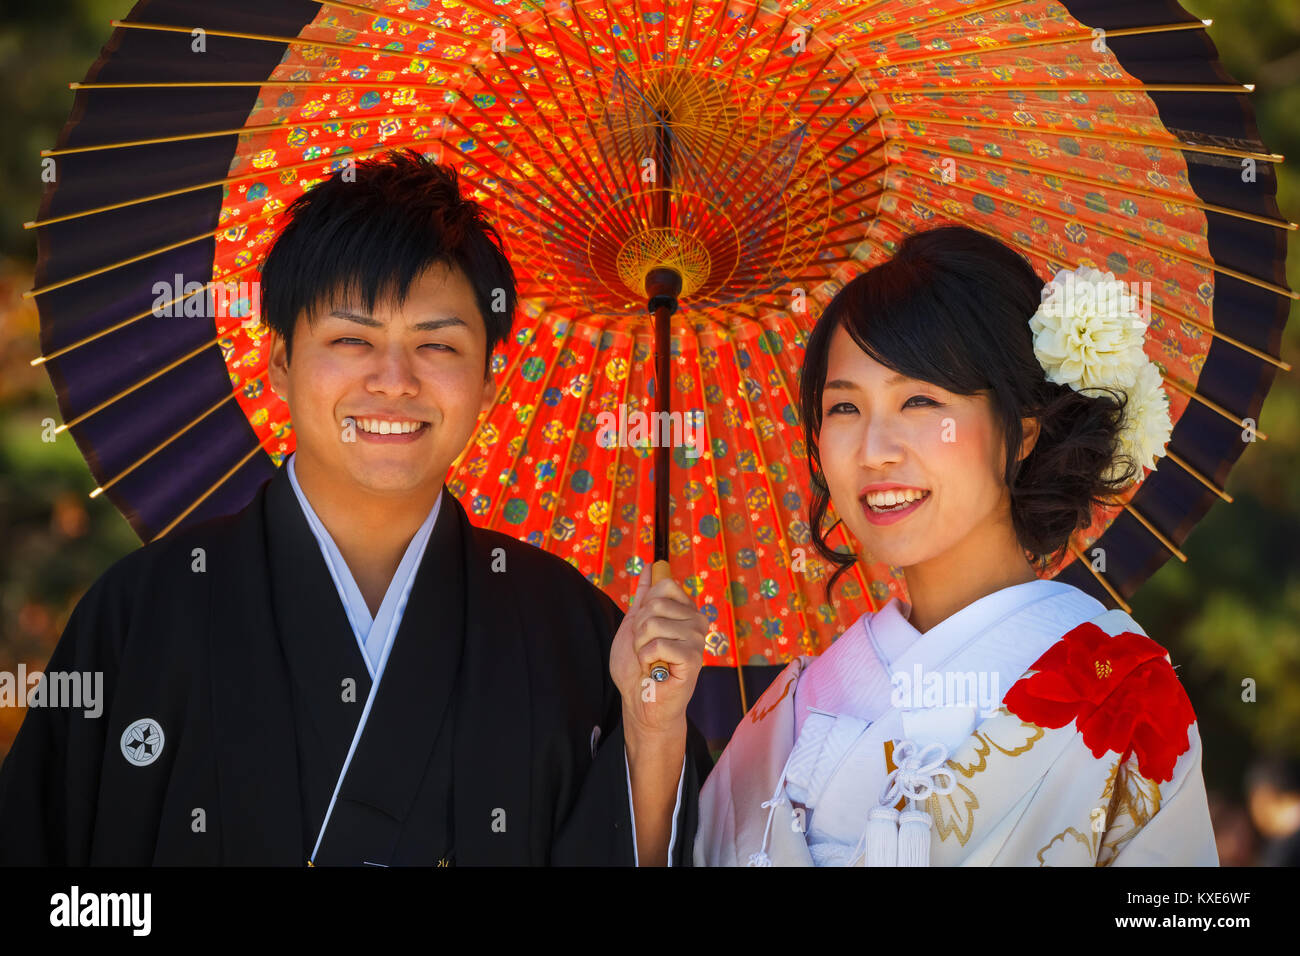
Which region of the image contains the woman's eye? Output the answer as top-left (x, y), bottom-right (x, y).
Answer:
top-left (904, 395), bottom-right (939, 408)
top-left (825, 401), bottom-right (857, 415)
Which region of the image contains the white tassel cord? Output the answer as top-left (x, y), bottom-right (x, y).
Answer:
top-left (858, 739), bottom-right (957, 867)
top-left (748, 748), bottom-right (799, 867)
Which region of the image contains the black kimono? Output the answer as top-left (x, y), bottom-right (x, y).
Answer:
top-left (0, 464), bottom-right (709, 865)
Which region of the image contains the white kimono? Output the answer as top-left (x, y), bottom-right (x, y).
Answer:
top-left (695, 579), bottom-right (1219, 866)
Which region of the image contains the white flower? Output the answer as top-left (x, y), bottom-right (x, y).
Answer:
top-left (1100, 361), bottom-right (1173, 483)
top-left (1029, 267), bottom-right (1149, 392)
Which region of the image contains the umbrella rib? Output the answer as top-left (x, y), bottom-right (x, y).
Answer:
top-left (713, 302), bottom-right (878, 625)
top-left (874, 204), bottom-right (1291, 372)
top-left (720, 175), bottom-right (886, 274)
top-left (537, 320), bottom-right (613, 555)
top-left (690, 0), bottom-right (771, 190)
top-left (438, 113), bottom-right (599, 264)
top-left (106, 19), bottom-right (461, 72)
top-left (479, 318), bottom-right (582, 529)
top-left (544, 9), bottom-right (653, 243)
top-left (592, 0), bottom-right (650, 88)
top-left (886, 177), bottom-right (1297, 301)
top-left (612, 67), bottom-right (660, 232)
top-left (462, 62), bottom-right (621, 240)
top-left (1121, 502), bottom-right (1188, 562)
top-left (881, 110), bottom-right (1284, 164)
top-left (86, 378), bottom-right (256, 499)
top-left (27, 138), bottom-right (410, 229)
top-left (26, 228), bottom-right (229, 299)
top-left (1164, 450), bottom-right (1233, 503)
top-left (506, 29), bottom-right (644, 241)
top-left (904, 141), bottom-right (1297, 232)
top-left (591, 324), bottom-right (640, 597)
top-left (51, 335), bottom-right (222, 434)
top-left (698, 11), bottom-right (792, 190)
top-left (873, 81), bottom-right (1254, 96)
top-left (38, 109), bottom-right (438, 158)
top-left (712, 302), bottom-right (880, 621)
top-left (1068, 543), bottom-right (1132, 613)
top-left (31, 262), bottom-right (260, 365)
top-left (828, 0), bottom-right (1052, 49)
top-left (454, 321), bottom-right (554, 473)
top-left (700, 46), bottom-right (839, 242)
top-left (439, 148), bottom-right (616, 300)
top-left (689, 0), bottom-right (735, 72)
top-left (570, 5), bottom-right (662, 236)
top-left (688, 321), bottom-right (746, 710)
top-left (687, 96), bottom-right (882, 265)
top-left (1162, 372), bottom-right (1269, 440)
top-left (150, 428), bottom-right (279, 541)
top-left (725, 319), bottom-right (826, 664)
top-left (856, 20), bottom-right (1216, 71)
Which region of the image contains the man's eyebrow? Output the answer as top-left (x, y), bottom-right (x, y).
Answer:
top-left (412, 316), bottom-right (469, 332)
top-left (327, 309), bottom-right (468, 333)
top-left (328, 309), bottom-right (382, 328)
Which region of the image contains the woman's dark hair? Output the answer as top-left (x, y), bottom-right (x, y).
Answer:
top-left (799, 225), bottom-right (1137, 601)
top-left (259, 148), bottom-right (516, 376)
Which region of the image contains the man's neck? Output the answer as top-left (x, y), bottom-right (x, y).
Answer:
top-left (292, 453), bottom-right (441, 616)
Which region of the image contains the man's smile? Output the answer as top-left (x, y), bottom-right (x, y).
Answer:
top-left (345, 416), bottom-right (431, 442)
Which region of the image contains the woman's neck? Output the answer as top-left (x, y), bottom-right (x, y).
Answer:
top-left (900, 518), bottom-right (1038, 634)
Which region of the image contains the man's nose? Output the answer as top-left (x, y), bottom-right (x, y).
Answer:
top-left (366, 344), bottom-right (420, 394)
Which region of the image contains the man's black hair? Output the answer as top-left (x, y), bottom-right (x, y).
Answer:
top-left (259, 148), bottom-right (517, 375)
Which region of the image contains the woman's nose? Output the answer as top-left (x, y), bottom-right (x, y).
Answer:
top-left (858, 415), bottom-right (904, 470)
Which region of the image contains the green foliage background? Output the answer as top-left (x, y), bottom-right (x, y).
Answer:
top-left (0, 0), bottom-right (1297, 801)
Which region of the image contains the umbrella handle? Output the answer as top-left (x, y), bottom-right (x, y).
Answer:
top-left (648, 560), bottom-right (672, 683)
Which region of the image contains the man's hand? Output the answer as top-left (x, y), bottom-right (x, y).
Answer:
top-left (610, 562), bottom-right (707, 737)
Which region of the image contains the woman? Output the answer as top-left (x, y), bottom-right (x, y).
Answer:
top-left (694, 225), bottom-right (1218, 866)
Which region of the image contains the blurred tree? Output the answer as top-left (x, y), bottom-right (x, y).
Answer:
top-left (1130, 0), bottom-right (1300, 800)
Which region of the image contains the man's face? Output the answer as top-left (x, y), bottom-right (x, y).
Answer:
top-left (267, 262), bottom-right (496, 500)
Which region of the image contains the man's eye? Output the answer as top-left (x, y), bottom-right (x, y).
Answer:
top-left (421, 343), bottom-right (454, 352)
top-left (904, 395), bottom-right (939, 408)
top-left (333, 337), bottom-right (367, 346)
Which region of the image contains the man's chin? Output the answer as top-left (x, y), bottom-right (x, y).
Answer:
top-left (345, 467), bottom-right (443, 500)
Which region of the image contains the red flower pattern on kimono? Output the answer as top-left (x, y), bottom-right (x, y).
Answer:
top-left (1003, 622), bottom-right (1195, 783)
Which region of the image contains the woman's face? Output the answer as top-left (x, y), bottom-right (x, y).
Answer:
top-left (817, 324), bottom-right (1017, 571)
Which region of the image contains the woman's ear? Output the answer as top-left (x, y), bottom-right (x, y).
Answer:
top-left (1017, 415), bottom-right (1041, 462)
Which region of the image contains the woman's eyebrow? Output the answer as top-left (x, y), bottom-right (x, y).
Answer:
top-left (824, 373), bottom-right (910, 391)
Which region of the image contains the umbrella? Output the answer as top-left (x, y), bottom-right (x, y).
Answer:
top-left (27, 0), bottom-right (1294, 740)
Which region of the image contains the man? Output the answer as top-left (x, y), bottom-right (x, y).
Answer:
top-left (0, 149), bottom-right (710, 865)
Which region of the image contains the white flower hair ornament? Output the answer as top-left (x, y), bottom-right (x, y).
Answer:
top-left (1028, 266), bottom-right (1174, 484)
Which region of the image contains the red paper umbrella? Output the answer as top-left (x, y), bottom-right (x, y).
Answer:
top-left (27, 0), bottom-right (1294, 735)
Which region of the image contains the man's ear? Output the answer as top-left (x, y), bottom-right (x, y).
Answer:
top-left (480, 371), bottom-right (496, 417)
top-left (1017, 415), bottom-right (1041, 462)
top-left (267, 326), bottom-right (290, 402)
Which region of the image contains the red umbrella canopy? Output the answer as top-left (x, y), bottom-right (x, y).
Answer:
top-left (30, 0), bottom-right (1294, 687)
